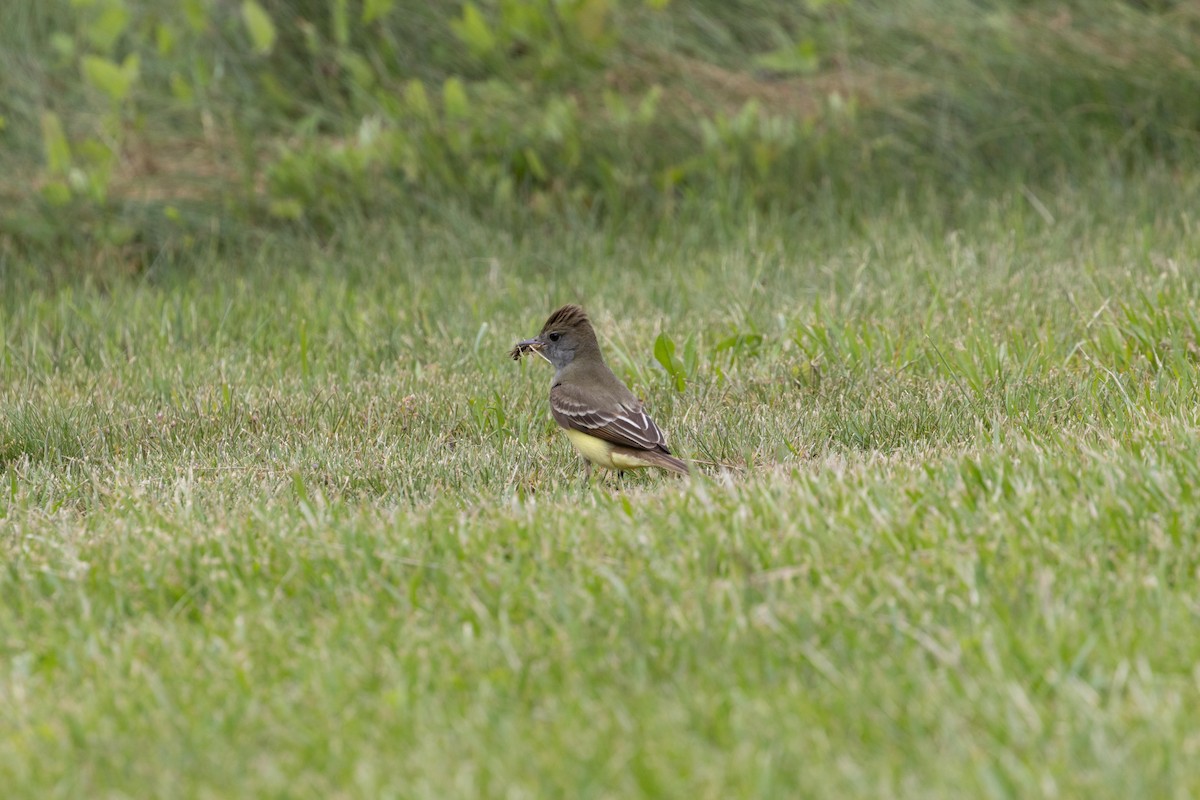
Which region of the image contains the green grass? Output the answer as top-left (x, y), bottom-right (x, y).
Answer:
top-left (4, 0), bottom-right (1199, 255)
top-left (3, 0), bottom-right (1200, 796)
top-left (3, 169), bottom-right (1200, 797)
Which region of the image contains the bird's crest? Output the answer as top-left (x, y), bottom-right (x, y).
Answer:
top-left (540, 304), bottom-right (590, 333)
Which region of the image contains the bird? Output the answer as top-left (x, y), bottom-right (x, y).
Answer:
top-left (511, 304), bottom-right (689, 479)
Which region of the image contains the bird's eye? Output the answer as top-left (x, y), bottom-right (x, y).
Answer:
top-left (548, 332), bottom-right (560, 342)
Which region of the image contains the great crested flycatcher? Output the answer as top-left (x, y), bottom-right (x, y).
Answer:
top-left (511, 304), bottom-right (689, 477)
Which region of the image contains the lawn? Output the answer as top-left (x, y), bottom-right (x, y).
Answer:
top-left (4, 0), bottom-right (1200, 795)
top-left (3, 170), bottom-right (1199, 797)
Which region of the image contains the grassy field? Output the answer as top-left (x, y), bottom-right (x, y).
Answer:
top-left (4, 0), bottom-right (1200, 796)
top-left (3, 169), bottom-right (1200, 797)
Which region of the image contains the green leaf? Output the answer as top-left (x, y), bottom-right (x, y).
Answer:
top-left (241, 0), bottom-right (276, 55)
top-left (714, 333), bottom-right (764, 362)
top-left (268, 198), bottom-right (305, 220)
top-left (636, 85), bottom-right (662, 124)
top-left (403, 80), bottom-right (432, 120)
top-left (81, 54), bottom-right (139, 103)
top-left (620, 494), bottom-right (634, 518)
top-left (76, 137), bottom-right (115, 169)
top-left (183, 0), bottom-right (208, 32)
top-left (442, 77), bottom-right (468, 120)
top-left (41, 181), bottom-right (73, 207)
top-left (338, 50), bottom-right (374, 89)
top-left (574, 0), bottom-right (611, 45)
top-left (331, 0), bottom-right (349, 46)
top-left (753, 40), bottom-right (820, 76)
top-left (50, 32), bottom-right (76, 63)
top-left (654, 332), bottom-right (675, 372)
top-left (654, 332), bottom-right (687, 392)
top-left (363, 0), bottom-right (394, 23)
top-left (156, 22), bottom-right (176, 56)
top-left (86, 1), bottom-right (130, 53)
top-left (169, 72), bottom-right (194, 102)
top-left (450, 2), bottom-right (496, 59)
top-left (522, 147), bottom-right (547, 181)
top-left (40, 112), bottom-right (72, 176)
top-left (603, 90), bottom-right (630, 126)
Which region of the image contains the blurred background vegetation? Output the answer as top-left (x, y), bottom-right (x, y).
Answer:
top-left (1, 0), bottom-right (1198, 273)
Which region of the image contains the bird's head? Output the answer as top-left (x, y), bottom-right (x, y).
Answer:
top-left (512, 304), bottom-right (599, 370)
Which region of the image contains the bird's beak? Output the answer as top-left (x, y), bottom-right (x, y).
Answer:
top-left (510, 336), bottom-right (552, 364)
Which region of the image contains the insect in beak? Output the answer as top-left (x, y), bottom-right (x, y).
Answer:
top-left (509, 338), bottom-right (550, 364)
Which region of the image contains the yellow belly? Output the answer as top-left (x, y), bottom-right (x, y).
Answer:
top-left (562, 428), bottom-right (653, 470)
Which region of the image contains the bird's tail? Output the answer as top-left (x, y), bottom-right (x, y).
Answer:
top-left (610, 445), bottom-right (692, 476)
top-left (642, 449), bottom-right (691, 476)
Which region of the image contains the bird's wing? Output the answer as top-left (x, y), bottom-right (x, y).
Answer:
top-left (550, 382), bottom-right (671, 453)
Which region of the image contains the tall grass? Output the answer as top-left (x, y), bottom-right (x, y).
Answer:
top-left (2, 0), bottom-right (1198, 264)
